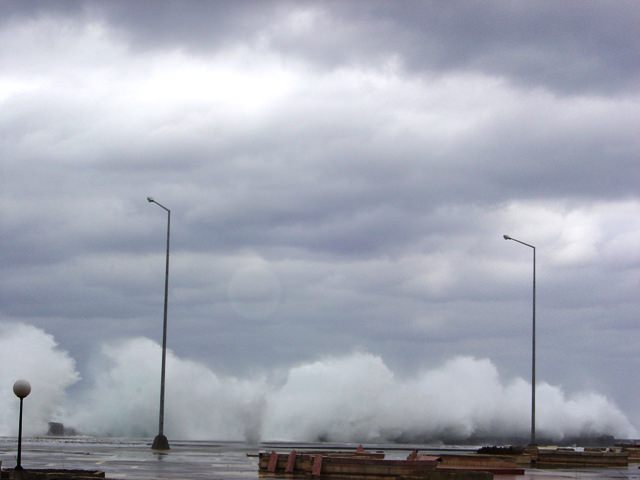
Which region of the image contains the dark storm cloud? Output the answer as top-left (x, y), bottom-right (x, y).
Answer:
top-left (340, 1), bottom-right (640, 94)
top-left (67, 1), bottom-right (640, 95)
top-left (0, 0), bottom-right (82, 21)
top-left (0, 0), bottom-right (277, 53)
top-left (4, 0), bottom-right (637, 94)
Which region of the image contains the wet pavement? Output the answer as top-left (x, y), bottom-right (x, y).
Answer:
top-left (0, 437), bottom-right (258, 479)
top-left (0, 437), bottom-right (638, 480)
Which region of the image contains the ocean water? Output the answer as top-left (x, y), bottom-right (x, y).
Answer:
top-left (0, 437), bottom-right (639, 480)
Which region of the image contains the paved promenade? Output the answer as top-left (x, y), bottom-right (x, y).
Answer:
top-left (0, 438), bottom-right (638, 479)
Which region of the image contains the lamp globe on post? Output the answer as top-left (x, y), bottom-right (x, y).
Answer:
top-left (13, 379), bottom-right (31, 471)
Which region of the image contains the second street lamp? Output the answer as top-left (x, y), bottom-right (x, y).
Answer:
top-left (148, 196), bottom-right (171, 451)
top-left (503, 234), bottom-right (536, 446)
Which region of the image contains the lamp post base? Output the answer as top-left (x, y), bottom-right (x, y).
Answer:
top-left (11, 468), bottom-right (27, 480)
top-left (151, 434), bottom-right (170, 450)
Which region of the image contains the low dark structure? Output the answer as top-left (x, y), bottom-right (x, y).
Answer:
top-left (532, 447), bottom-right (629, 469)
top-left (1, 469), bottom-right (104, 480)
top-left (258, 447), bottom-right (524, 479)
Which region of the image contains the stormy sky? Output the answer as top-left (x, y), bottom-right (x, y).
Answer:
top-left (1, 1), bottom-right (639, 436)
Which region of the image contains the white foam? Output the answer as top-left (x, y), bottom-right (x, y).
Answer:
top-left (0, 323), bottom-right (79, 435)
top-left (262, 354), bottom-right (637, 442)
top-left (0, 322), bottom-right (636, 442)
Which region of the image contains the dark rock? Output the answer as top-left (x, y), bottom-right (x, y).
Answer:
top-left (477, 445), bottom-right (525, 455)
top-left (47, 422), bottom-right (78, 436)
top-left (47, 422), bottom-right (65, 436)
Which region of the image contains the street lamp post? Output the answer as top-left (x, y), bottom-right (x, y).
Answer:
top-left (13, 379), bottom-right (31, 470)
top-left (147, 196), bottom-right (171, 451)
top-left (503, 234), bottom-right (536, 446)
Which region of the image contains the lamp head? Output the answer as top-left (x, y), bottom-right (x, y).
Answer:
top-left (503, 234), bottom-right (512, 240)
top-left (13, 380), bottom-right (31, 399)
top-left (147, 197), bottom-right (154, 203)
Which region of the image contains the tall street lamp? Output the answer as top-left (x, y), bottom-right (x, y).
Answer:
top-left (13, 379), bottom-right (31, 470)
top-left (503, 234), bottom-right (536, 446)
top-left (147, 196), bottom-right (171, 451)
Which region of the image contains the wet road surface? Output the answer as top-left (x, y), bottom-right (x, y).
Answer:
top-left (0, 437), bottom-right (638, 480)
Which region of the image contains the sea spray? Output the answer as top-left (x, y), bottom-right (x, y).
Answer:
top-left (261, 354), bottom-right (637, 442)
top-left (0, 323), bottom-right (79, 436)
top-left (262, 353), bottom-right (395, 441)
top-left (67, 337), bottom-right (267, 440)
top-left (0, 322), bottom-right (636, 441)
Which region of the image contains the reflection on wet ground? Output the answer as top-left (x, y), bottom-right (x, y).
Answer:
top-left (0, 437), bottom-right (638, 480)
top-left (0, 438), bottom-right (257, 479)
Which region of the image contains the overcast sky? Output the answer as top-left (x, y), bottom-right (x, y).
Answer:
top-left (1, 0), bottom-right (639, 438)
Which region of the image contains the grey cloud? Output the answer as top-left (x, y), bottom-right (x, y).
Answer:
top-left (4, 1), bottom-right (637, 94)
top-left (260, 1), bottom-right (640, 95)
top-left (1, 0), bottom-right (639, 435)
